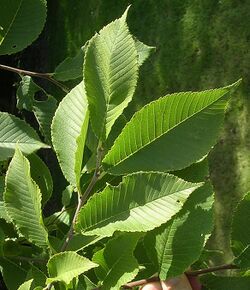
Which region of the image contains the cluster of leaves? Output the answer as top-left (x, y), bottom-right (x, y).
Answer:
top-left (0, 1), bottom-right (250, 290)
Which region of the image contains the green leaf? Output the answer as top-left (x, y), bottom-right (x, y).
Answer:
top-left (172, 157), bottom-right (209, 183)
top-left (134, 37), bottom-right (155, 66)
top-left (234, 245), bottom-right (250, 271)
top-left (93, 233), bottom-right (141, 290)
top-left (4, 148), bottom-right (49, 248)
top-left (0, 176), bottom-right (11, 222)
top-left (201, 274), bottom-right (250, 290)
top-left (33, 96), bottom-right (58, 145)
top-left (144, 183), bottom-right (214, 279)
top-left (46, 251), bottom-right (98, 285)
top-left (54, 48), bottom-right (85, 81)
top-left (45, 207), bottom-right (75, 231)
top-left (0, 0), bottom-right (47, 55)
top-left (231, 192), bottom-right (250, 256)
top-left (0, 112), bottom-right (49, 161)
top-left (77, 275), bottom-right (97, 290)
top-left (103, 82), bottom-right (240, 175)
top-left (52, 81), bottom-right (89, 190)
top-left (27, 153), bottom-right (53, 206)
top-left (84, 8), bottom-right (139, 139)
top-left (76, 172), bottom-right (202, 237)
top-left (17, 279), bottom-right (33, 290)
top-left (28, 264), bottom-right (47, 289)
top-left (61, 185), bottom-right (74, 207)
top-left (17, 76), bottom-right (57, 144)
top-left (66, 234), bottom-right (101, 252)
top-left (0, 258), bottom-right (30, 290)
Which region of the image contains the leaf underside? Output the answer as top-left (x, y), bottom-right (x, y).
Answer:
top-left (0, 112), bottom-right (48, 161)
top-left (144, 183), bottom-right (214, 279)
top-left (47, 251), bottom-right (97, 285)
top-left (103, 84), bottom-right (238, 175)
top-left (76, 172), bottom-right (202, 237)
top-left (4, 148), bottom-right (48, 248)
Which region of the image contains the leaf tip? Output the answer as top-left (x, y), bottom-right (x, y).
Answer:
top-left (122, 5), bottom-right (132, 20)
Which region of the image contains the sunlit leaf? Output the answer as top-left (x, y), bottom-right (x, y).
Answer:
top-left (103, 81), bottom-right (240, 175)
top-left (76, 172), bottom-right (202, 237)
top-left (84, 8), bottom-right (138, 139)
top-left (0, 112), bottom-right (49, 161)
top-left (144, 183), bottom-right (214, 279)
top-left (46, 251), bottom-right (98, 285)
top-left (52, 81), bottom-right (89, 190)
top-left (4, 148), bottom-right (49, 248)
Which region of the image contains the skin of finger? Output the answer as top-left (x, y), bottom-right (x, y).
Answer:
top-left (140, 274), bottom-right (193, 290)
top-left (186, 275), bottom-right (202, 290)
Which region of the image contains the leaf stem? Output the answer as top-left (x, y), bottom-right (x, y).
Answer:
top-left (60, 145), bottom-right (104, 252)
top-left (0, 63), bottom-right (70, 93)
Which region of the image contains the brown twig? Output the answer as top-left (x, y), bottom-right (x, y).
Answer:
top-left (0, 63), bottom-right (69, 93)
top-left (185, 263), bottom-right (238, 276)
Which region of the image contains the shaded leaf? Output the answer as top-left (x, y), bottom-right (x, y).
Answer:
top-left (0, 258), bottom-right (30, 290)
top-left (93, 233), bottom-right (141, 290)
top-left (77, 275), bottom-right (97, 290)
top-left (66, 234), bottom-right (101, 252)
top-left (61, 185), bottom-right (74, 207)
top-left (84, 8), bottom-right (138, 139)
top-left (28, 264), bottom-right (47, 289)
top-left (52, 81), bottom-right (89, 190)
top-left (0, 176), bottom-right (10, 222)
top-left (53, 48), bottom-right (84, 81)
top-left (172, 157), bottom-right (209, 183)
top-left (0, 112), bottom-right (49, 161)
top-left (234, 245), bottom-right (250, 271)
top-left (33, 96), bottom-right (57, 145)
top-left (134, 37), bottom-right (155, 66)
top-left (28, 153), bottom-right (53, 207)
top-left (17, 76), bottom-right (57, 144)
top-left (231, 192), bottom-right (250, 256)
top-left (46, 251), bottom-right (98, 285)
top-left (144, 183), bottom-right (214, 279)
top-left (4, 148), bottom-right (49, 248)
top-left (76, 172), bottom-right (202, 237)
top-left (0, 0), bottom-right (47, 55)
top-left (103, 82), bottom-right (240, 175)
top-left (201, 274), bottom-right (250, 290)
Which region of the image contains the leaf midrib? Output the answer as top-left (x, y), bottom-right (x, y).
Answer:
top-left (103, 19), bottom-right (124, 137)
top-left (106, 90), bottom-right (228, 169)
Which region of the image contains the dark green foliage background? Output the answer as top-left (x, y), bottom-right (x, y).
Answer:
top-left (1, 0), bottom-right (250, 264)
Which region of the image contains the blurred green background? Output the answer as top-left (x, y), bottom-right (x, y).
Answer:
top-left (1, 0), bottom-right (250, 264)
